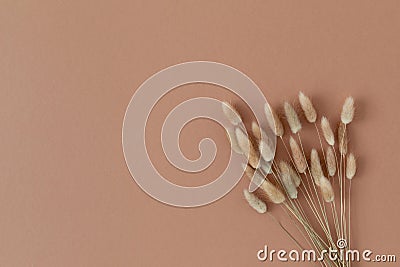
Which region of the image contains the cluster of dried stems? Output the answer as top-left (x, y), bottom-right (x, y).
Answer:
top-left (223, 92), bottom-right (357, 267)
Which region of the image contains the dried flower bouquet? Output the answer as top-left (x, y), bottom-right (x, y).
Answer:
top-left (223, 92), bottom-right (357, 267)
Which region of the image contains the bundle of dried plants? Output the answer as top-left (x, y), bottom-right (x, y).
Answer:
top-left (222, 92), bottom-right (357, 267)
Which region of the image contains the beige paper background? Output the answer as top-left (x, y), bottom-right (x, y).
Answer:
top-left (1, 1), bottom-right (399, 266)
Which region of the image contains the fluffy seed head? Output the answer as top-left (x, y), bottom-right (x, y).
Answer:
top-left (319, 176), bottom-right (334, 202)
top-left (235, 128), bottom-right (260, 168)
top-left (338, 123), bottom-right (348, 155)
top-left (281, 168), bottom-right (298, 199)
top-left (284, 102), bottom-right (302, 134)
top-left (222, 101), bottom-right (242, 125)
top-left (321, 116), bottom-right (335, 146)
top-left (288, 163), bottom-right (301, 187)
top-left (279, 160), bottom-right (301, 187)
top-left (299, 92), bottom-right (317, 123)
top-left (251, 121), bottom-right (261, 141)
top-left (265, 104), bottom-right (284, 137)
top-left (243, 189), bottom-right (267, 213)
top-left (289, 136), bottom-right (307, 173)
top-left (346, 153), bottom-right (357, 179)
top-left (226, 128), bottom-right (242, 154)
top-left (242, 163), bottom-right (255, 180)
top-left (311, 149), bottom-right (323, 186)
top-left (326, 146), bottom-right (336, 177)
top-left (259, 139), bottom-right (274, 162)
top-left (341, 97), bottom-right (355, 125)
top-left (259, 159), bottom-right (272, 175)
top-left (242, 164), bottom-right (265, 192)
top-left (260, 180), bottom-right (286, 204)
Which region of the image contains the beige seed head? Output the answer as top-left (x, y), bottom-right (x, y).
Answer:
top-left (242, 164), bottom-right (266, 192)
top-left (281, 170), bottom-right (298, 199)
top-left (338, 122), bottom-right (348, 155)
top-left (259, 139), bottom-right (274, 162)
top-left (311, 149), bottom-right (323, 186)
top-left (264, 104), bottom-right (284, 137)
top-left (279, 161), bottom-right (301, 187)
top-left (243, 189), bottom-right (267, 213)
top-left (251, 121), bottom-right (261, 141)
top-left (299, 91), bottom-right (317, 123)
top-left (242, 163), bottom-right (255, 180)
top-left (346, 153), bottom-right (357, 179)
top-left (289, 136), bottom-right (307, 173)
top-left (259, 159), bottom-right (273, 175)
top-left (284, 102), bottom-right (302, 134)
top-left (321, 116), bottom-right (335, 146)
top-left (288, 163), bottom-right (301, 187)
top-left (326, 146), bottom-right (336, 177)
top-left (235, 127), bottom-right (260, 168)
top-left (260, 179), bottom-right (286, 204)
top-left (226, 127), bottom-right (242, 154)
top-left (222, 101), bottom-right (242, 125)
top-left (319, 176), bottom-right (334, 202)
top-left (341, 97), bottom-right (355, 125)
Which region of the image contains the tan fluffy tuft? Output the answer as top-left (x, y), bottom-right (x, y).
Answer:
top-left (222, 101), bottom-right (242, 125)
top-left (319, 176), bottom-right (335, 202)
top-left (259, 138), bottom-right (274, 162)
top-left (341, 97), bottom-right (355, 125)
top-left (260, 179), bottom-right (286, 204)
top-left (346, 153), bottom-right (357, 179)
top-left (251, 121), bottom-right (261, 141)
top-left (243, 189), bottom-right (267, 213)
top-left (226, 128), bottom-right (242, 154)
top-left (289, 136), bottom-right (307, 173)
top-left (242, 164), bottom-right (266, 192)
top-left (259, 159), bottom-right (273, 175)
top-left (284, 102), bottom-right (302, 134)
top-left (311, 149), bottom-right (323, 186)
top-left (299, 92), bottom-right (317, 123)
top-left (281, 171), bottom-right (298, 199)
top-left (321, 116), bottom-right (335, 146)
top-left (279, 160), bottom-right (301, 187)
top-left (326, 146), bottom-right (336, 177)
top-left (338, 122), bottom-right (348, 155)
top-left (264, 104), bottom-right (284, 137)
top-left (235, 128), bottom-right (260, 168)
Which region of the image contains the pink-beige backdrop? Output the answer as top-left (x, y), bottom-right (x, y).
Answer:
top-left (1, 1), bottom-right (399, 266)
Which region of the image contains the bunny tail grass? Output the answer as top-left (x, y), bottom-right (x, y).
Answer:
top-left (338, 122), bottom-right (348, 155)
top-left (226, 128), bottom-right (242, 154)
top-left (222, 101), bottom-right (242, 125)
top-left (235, 127), bottom-right (260, 168)
top-left (321, 116), bottom-right (335, 146)
top-left (289, 136), bottom-right (307, 173)
top-left (326, 146), bottom-right (336, 177)
top-left (299, 91), bottom-right (317, 123)
top-left (279, 161), bottom-right (298, 199)
top-left (260, 179), bottom-right (286, 204)
top-left (341, 97), bottom-right (355, 125)
top-left (319, 176), bottom-right (335, 202)
top-left (310, 149), bottom-right (323, 186)
top-left (265, 104), bottom-right (284, 137)
top-left (346, 153), bottom-right (357, 179)
top-left (284, 102), bottom-right (302, 134)
top-left (243, 189), bottom-right (267, 213)
top-left (279, 160), bottom-right (301, 187)
top-left (251, 121), bottom-right (261, 141)
top-left (259, 139), bottom-right (274, 162)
